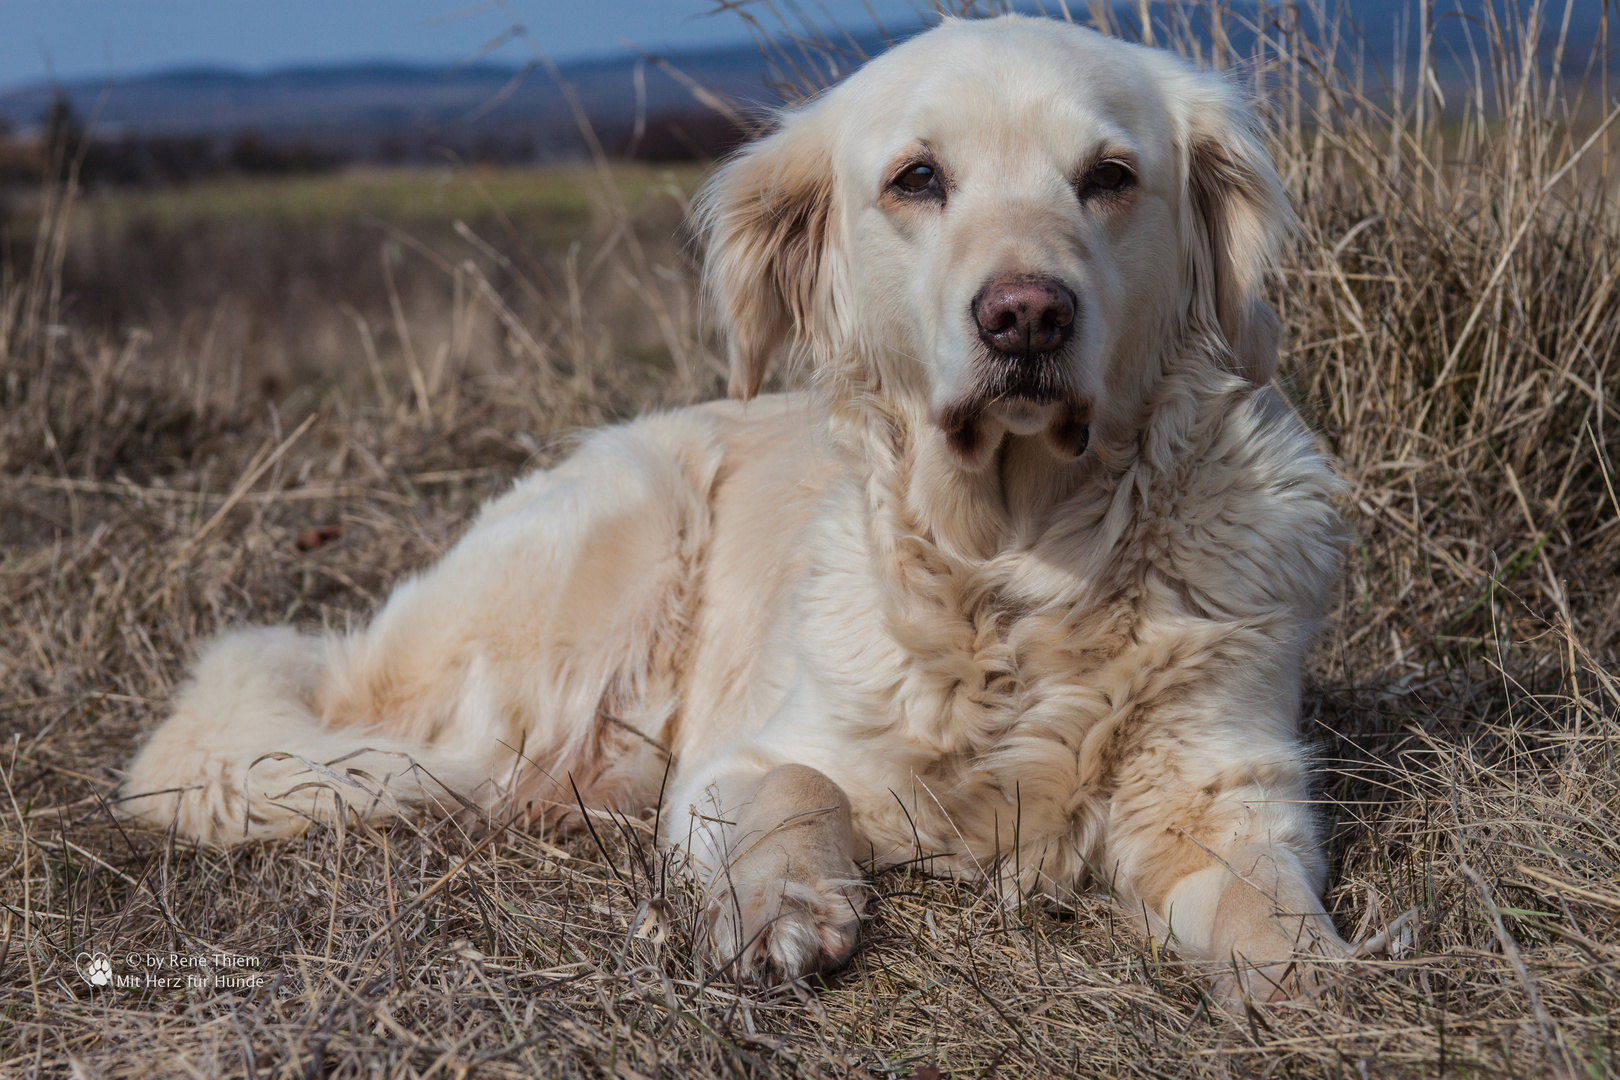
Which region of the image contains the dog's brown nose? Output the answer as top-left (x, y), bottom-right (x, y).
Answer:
top-left (972, 275), bottom-right (1076, 356)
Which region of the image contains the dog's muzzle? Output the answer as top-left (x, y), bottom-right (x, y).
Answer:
top-left (936, 273), bottom-right (1089, 462)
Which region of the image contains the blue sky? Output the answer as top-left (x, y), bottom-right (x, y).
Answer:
top-left (0, 1), bottom-right (926, 85)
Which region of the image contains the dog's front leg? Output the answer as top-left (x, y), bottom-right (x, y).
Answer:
top-left (1106, 755), bottom-right (1347, 1006)
top-left (679, 764), bottom-right (865, 984)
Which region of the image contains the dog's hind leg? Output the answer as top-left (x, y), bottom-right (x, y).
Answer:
top-left (119, 626), bottom-right (490, 846)
top-left (123, 408), bottom-right (738, 848)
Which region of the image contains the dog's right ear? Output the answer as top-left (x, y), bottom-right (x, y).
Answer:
top-left (695, 106), bottom-right (838, 400)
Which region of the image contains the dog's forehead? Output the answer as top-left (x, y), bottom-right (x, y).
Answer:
top-left (833, 17), bottom-right (1181, 173)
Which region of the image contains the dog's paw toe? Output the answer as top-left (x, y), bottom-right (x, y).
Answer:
top-left (706, 877), bottom-right (863, 985)
top-left (1214, 957), bottom-right (1324, 1007)
top-left (1212, 922), bottom-right (1351, 1007)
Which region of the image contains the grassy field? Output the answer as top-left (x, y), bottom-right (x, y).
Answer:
top-left (3, 7), bottom-right (1620, 1079)
top-left (39, 165), bottom-right (705, 230)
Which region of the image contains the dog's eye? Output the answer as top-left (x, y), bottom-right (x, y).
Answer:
top-left (1078, 160), bottom-right (1134, 198)
top-left (892, 162), bottom-right (939, 195)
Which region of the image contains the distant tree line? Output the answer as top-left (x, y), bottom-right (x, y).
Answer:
top-left (0, 95), bottom-right (346, 187)
top-left (622, 110), bottom-right (751, 163)
top-left (0, 91), bottom-right (753, 189)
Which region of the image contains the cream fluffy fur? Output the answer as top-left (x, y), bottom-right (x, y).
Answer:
top-left (123, 16), bottom-right (1353, 1003)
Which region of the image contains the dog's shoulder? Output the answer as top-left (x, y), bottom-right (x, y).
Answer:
top-left (1204, 382), bottom-right (1342, 517)
top-left (1130, 373), bottom-right (1346, 620)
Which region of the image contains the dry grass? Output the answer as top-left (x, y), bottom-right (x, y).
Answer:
top-left (3, 4), bottom-right (1620, 1077)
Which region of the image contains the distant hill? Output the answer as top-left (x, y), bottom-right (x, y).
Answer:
top-left (0, 3), bottom-right (1609, 176)
top-left (0, 33), bottom-right (901, 170)
top-left (0, 52), bottom-right (752, 164)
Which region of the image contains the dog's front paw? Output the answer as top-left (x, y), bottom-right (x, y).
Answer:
top-left (1211, 912), bottom-right (1348, 1006)
top-left (705, 875), bottom-right (864, 984)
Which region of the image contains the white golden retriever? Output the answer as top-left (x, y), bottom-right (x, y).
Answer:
top-left (124, 15), bottom-right (1353, 1003)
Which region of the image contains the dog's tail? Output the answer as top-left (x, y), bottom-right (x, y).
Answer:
top-left (120, 627), bottom-right (492, 846)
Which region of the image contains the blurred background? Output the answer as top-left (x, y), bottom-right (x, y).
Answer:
top-left (0, 0), bottom-right (1611, 398)
top-left (1, 0), bottom-right (1611, 175)
top-left (0, 1), bottom-right (933, 406)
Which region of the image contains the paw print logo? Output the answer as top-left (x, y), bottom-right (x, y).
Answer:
top-left (76, 952), bottom-right (113, 987)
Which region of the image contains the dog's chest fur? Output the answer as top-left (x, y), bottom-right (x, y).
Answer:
top-left (779, 375), bottom-right (1342, 889)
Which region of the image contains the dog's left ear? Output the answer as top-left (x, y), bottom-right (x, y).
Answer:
top-left (1180, 77), bottom-right (1294, 385)
top-left (1233, 297), bottom-right (1282, 385)
top-left (695, 104), bottom-right (839, 401)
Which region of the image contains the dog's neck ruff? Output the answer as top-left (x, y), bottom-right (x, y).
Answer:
top-left (817, 338), bottom-right (1235, 576)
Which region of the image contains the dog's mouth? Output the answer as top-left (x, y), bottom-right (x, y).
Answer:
top-left (936, 352), bottom-right (1091, 464)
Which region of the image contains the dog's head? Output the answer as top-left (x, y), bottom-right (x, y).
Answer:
top-left (698, 15), bottom-right (1291, 468)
